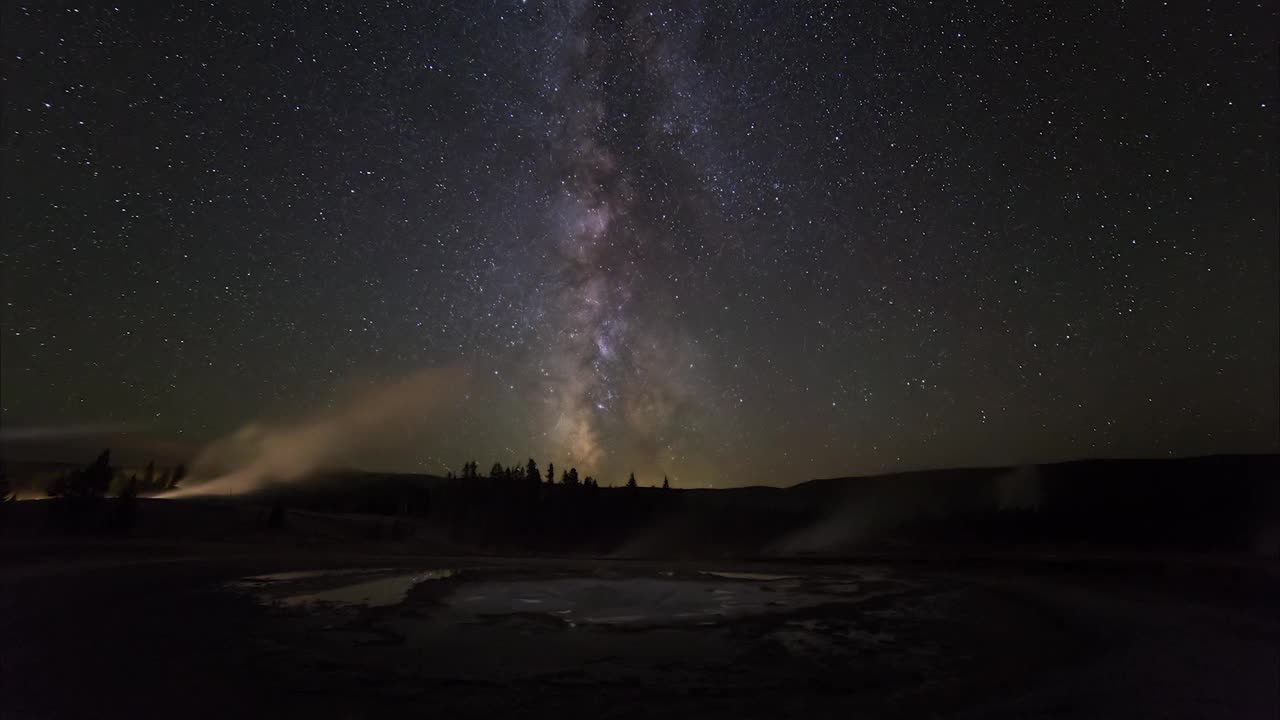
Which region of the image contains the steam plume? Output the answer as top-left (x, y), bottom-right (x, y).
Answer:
top-left (166, 368), bottom-right (466, 497)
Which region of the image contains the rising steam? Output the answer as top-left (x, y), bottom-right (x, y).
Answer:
top-left (165, 368), bottom-right (466, 497)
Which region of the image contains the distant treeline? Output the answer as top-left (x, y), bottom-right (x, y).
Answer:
top-left (253, 458), bottom-right (691, 552)
top-left (5, 451), bottom-right (1277, 556)
top-left (40, 450), bottom-right (186, 499)
top-left (0, 450), bottom-right (188, 531)
top-left (247, 454), bottom-right (1280, 555)
top-left (447, 459), bottom-right (665, 490)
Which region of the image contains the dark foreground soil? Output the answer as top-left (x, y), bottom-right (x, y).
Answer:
top-left (2, 548), bottom-right (1278, 719)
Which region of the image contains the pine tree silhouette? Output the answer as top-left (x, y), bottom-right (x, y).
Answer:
top-left (626, 472), bottom-right (638, 489)
top-left (84, 449), bottom-right (113, 497)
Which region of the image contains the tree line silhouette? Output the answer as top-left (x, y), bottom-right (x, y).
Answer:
top-left (6, 449), bottom-right (1274, 555)
top-left (45, 450), bottom-right (186, 499)
top-left (246, 457), bottom-right (695, 551)
top-left (7, 449), bottom-right (187, 531)
top-left (423, 458), bottom-right (680, 550)
top-left (447, 458), bottom-right (659, 492)
top-left (9, 449), bottom-right (802, 552)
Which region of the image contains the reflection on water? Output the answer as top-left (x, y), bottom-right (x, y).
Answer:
top-left (227, 566), bottom-right (898, 623)
top-left (238, 569), bottom-right (389, 584)
top-left (280, 570), bottom-right (456, 608)
top-left (445, 577), bottom-right (826, 625)
top-left (228, 568), bottom-right (456, 608)
top-left (702, 571), bottom-right (797, 581)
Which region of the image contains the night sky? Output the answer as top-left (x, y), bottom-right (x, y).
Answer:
top-left (3, 2), bottom-right (1277, 487)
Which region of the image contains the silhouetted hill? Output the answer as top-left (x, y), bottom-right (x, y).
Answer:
top-left (243, 469), bottom-right (450, 517)
top-left (211, 453), bottom-right (1280, 556)
top-left (5, 454), bottom-right (1276, 558)
top-left (766, 454), bottom-right (1280, 555)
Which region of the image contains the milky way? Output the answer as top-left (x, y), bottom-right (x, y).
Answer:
top-left (2, 2), bottom-right (1277, 485)
top-left (543, 2), bottom-right (712, 470)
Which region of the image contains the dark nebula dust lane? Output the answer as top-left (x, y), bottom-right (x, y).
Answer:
top-left (542, 1), bottom-right (722, 471)
top-left (2, 2), bottom-right (1276, 485)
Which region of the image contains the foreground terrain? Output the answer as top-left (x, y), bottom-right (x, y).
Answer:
top-left (3, 544), bottom-right (1277, 719)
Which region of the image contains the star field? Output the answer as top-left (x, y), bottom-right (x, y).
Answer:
top-left (3, 2), bottom-right (1277, 486)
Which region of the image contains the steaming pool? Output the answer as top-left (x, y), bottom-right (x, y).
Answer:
top-left (224, 566), bottom-right (898, 625)
top-left (14, 556), bottom-right (1274, 719)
